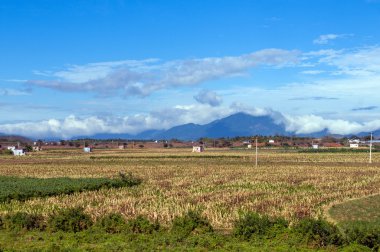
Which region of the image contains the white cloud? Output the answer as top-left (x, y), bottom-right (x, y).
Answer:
top-left (1, 105), bottom-right (379, 139)
top-left (313, 34), bottom-right (349, 45)
top-left (284, 114), bottom-right (380, 135)
top-left (27, 49), bottom-right (300, 97)
top-left (194, 90), bottom-right (223, 106)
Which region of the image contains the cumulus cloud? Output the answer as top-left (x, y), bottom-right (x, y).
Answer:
top-left (313, 34), bottom-right (348, 45)
top-left (284, 114), bottom-right (380, 135)
top-left (193, 90), bottom-right (223, 106)
top-left (27, 49), bottom-right (300, 97)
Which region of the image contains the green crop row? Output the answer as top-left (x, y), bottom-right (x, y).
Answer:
top-left (0, 172), bottom-right (141, 203)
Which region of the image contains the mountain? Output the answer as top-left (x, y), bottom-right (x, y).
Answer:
top-left (119, 112), bottom-right (289, 140)
top-left (68, 112), bottom-right (380, 141)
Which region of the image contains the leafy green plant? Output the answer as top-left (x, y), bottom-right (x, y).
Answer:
top-left (233, 212), bottom-right (288, 240)
top-left (97, 213), bottom-right (126, 234)
top-left (2, 212), bottom-right (45, 231)
top-left (126, 216), bottom-right (160, 234)
top-left (293, 217), bottom-right (342, 247)
top-left (48, 207), bottom-right (93, 232)
top-left (118, 171), bottom-right (142, 187)
top-left (343, 224), bottom-right (380, 250)
top-left (171, 210), bottom-right (213, 239)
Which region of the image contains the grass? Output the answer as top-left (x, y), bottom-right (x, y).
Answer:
top-left (329, 194), bottom-right (380, 224)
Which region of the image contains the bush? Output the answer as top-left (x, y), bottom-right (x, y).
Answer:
top-left (118, 172), bottom-right (142, 187)
top-left (344, 225), bottom-right (380, 250)
top-left (127, 216), bottom-right (160, 234)
top-left (233, 212), bottom-right (288, 240)
top-left (340, 243), bottom-right (372, 252)
top-left (97, 213), bottom-right (126, 234)
top-left (2, 212), bottom-right (45, 231)
top-left (293, 218), bottom-right (342, 247)
top-left (171, 211), bottom-right (213, 238)
top-left (48, 207), bottom-right (92, 232)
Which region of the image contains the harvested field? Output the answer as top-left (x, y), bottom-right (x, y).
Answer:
top-left (1, 148), bottom-right (379, 230)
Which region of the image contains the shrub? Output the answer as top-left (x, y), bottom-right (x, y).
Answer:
top-left (97, 213), bottom-right (126, 234)
top-left (233, 212), bottom-right (288, 240)
top-left (171, 210), bottom-right (213, 238)
top-left (48, 207), bottom-right (92, 232)
top-left (344, 225), bottom-right (380, 250)
top-left (340, 243), bottom-right (372, 252)
top-left (293, 218), bottom-right (342, 247)
top-left (118, 172), bottom-right (142, 187)
top-left (127, 216), bottom-right (160, 234)
top-left (2, 212), bottom-right (45, 231)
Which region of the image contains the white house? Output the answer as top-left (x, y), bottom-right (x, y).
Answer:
top-left (247, 144), bottom-right (252, 149)
top-left (192, 146), bottom-right (204, 152)
top-left (12, 149), bottom-right (25, 156)
top-left (349, 143), bottom-right (359, 148)
top-left (83, 147), bottom-right (92, 153)
top-left (349, 139), bottom-right (360, 144)
top-left (7, 146), bottom-right (16, 151)
top-left (268, 139), bottom-right (275, 144)
top-left (32, 146), bottom-right (42, 151)
top-left (312, 144), bottom-right (319, 149)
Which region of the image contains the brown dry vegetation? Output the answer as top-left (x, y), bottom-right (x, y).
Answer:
top-left (0, 148), bottom-right (379, 230)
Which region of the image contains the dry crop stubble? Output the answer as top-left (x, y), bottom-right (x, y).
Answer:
top-left (0, 148), bottom-right (379, 230)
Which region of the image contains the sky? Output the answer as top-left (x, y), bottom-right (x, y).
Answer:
top-left (1, 0), bottom-right (380, 139)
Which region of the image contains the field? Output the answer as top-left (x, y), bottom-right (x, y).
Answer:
top-left (1, 148), bottom-right (379, 232)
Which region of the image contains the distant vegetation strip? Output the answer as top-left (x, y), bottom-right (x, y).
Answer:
top-left (89, 155), bottom-right (244, 160)
top-left (0, 173), bottom-right (141, 203)
top-left (298, 148), bottom-right (379, 153)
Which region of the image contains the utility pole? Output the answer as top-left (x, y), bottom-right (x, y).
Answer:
top-left (255, 137), bottom-right (258, 167)
top-left (369, 132), bottom-right (373, 164)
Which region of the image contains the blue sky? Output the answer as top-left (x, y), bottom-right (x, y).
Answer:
top-left (1, 0), bottom-right (380, 138)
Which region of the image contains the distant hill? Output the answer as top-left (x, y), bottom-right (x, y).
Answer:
top-left (0, 135), bottom-right (32, 143)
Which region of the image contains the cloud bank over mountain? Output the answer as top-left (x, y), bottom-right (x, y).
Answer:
top-left (1, 104), bottom-right (379, 139)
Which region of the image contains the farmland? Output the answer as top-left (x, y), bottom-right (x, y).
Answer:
top-left (0, 148), bottom-right (379, 250)
top-left (1, 148), bottom-right (379, 227)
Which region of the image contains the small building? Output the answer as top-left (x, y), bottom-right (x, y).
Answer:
top-left (118, 145), bottom-right (125, 149)
top-left (7, 146), bottom-right (16, 151)
top-left (349, 143), bottom-right (359, 148)
top-left (312, 144), bottom-right (319, 149)
top-left (192, 146), bottom-right (204, 152)
top-left (32, 146), bottom-right (42, 151)
top-left (12, 149), bottom-right (25, 156)
top-left (349, 139), bottom-right (360, 144)
top-left (268, 139), bottom-right (275, 144)
top-left (247, 144), bottom-right (252, 149)
top-left (83, 147), bottom-right (92, 153)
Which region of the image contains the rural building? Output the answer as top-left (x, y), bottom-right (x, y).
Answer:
top-left (349, 143), bottom-right (359, 148)
top-left (32, 146), bottom-right (42, 151)
top-left (192, 146), bottom-right (204, 152)
top-left (312, 144), bottom-right (319, 149)
top-left (12, 149), bottom-right (25, 156)
top-left (349, 139), bottom-right (360, 144)
top-left (83, 147), bottom-right (92, 153)
top-left (247, 144), bottom-right (252, 149)
top-left (268, 139), bottom-right (275, 144)
top-left (7, 146), bottom-right (16, 151)
top-left (118, 145), bottom-right (125, 149)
